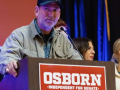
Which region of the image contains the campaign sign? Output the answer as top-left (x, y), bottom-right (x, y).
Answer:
top-left (39, 63), bottom-right (106, 90)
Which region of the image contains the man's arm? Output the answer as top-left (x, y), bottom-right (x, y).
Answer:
top-left (0, 30), bottom-right (24, 76)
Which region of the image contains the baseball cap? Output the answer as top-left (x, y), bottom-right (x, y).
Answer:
top-left (37, 0), bottom-right (63, 9)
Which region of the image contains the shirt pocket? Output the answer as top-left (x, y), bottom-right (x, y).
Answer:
top-left (55, 50), bottom-right (67, 59)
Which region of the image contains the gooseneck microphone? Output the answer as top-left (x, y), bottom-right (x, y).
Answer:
top-left (60, 27), bottom-right (84, 60)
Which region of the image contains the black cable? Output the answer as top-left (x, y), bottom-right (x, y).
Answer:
top-left (60, 27), bottom-right (84, 60)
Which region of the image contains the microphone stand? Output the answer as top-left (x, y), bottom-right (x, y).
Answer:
top-left (60, 27), bottom-right (84, 60)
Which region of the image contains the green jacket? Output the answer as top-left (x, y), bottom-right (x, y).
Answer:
top-left (0, 19), bottom-right (83, 75)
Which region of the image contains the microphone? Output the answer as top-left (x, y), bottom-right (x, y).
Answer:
top-left (60, 27), bottom-right (84, 60)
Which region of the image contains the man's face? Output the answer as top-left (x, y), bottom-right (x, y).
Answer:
top-left (35, 2), bottom-right (61, 31)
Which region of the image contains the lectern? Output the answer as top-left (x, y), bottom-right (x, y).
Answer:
top-left (0, 57), bottom-right (115, 90)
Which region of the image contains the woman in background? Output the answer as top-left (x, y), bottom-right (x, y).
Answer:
top-left (111, 38), bottom-right (120, 90)
top-left (73, 37), bottom-right (95, 60)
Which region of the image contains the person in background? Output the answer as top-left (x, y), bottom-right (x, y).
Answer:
top-left (110, 38), bottom-right (120, 90)
top-left (0, 0), bottom-right (83, 77)
top-left (73, 37), bottom-right (95, 60)
top-left (54, 19), bottom-right (69, 37)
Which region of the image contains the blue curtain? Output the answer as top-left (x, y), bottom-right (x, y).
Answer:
top-left (61, 0), bottom-right (111, 61)
top-left (73, 0), bottom-right (111, 61)
top-left (74, 0), bottom-right (86, 38)
top-left (97, 0), bottom-right (111, 61)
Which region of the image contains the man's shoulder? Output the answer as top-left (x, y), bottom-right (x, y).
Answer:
top-left (12, 19), bottom-right (35, 33)
top-left (12, 25), bottom-right (30, 35)
top-left (12, 20), bottom-right (36, 35)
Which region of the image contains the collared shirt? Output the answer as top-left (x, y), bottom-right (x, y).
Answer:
top-left (0, 19), bottom-right (83, 75)
top-left (34, 18), bottom-right (54, 58)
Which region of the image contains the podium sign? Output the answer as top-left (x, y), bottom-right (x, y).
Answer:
top-left (0, 58), bottom-right (115, 90)
top-left (39, 64), bottom-right (106, 90)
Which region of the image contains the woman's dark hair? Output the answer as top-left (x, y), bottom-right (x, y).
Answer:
top-left (73, 37), bottom-right (92, 55)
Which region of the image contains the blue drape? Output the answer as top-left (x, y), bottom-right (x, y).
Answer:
top-left (97, 0), bottom-right (111, 61)
top-left (73, 0), bottom-right (111, 61)
top-left (74, 0), bottom-right (86, 38)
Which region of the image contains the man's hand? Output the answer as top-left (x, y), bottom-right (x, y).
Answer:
top-left (6, 60), bottom-right (18, 77)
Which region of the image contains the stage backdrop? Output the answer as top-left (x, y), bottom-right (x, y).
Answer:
top-left (0, 0), bottom-right (113, 61)
top-left (0, 0), bottom-right (36, 45)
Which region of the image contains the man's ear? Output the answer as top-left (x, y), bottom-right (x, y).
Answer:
top-left (34, 6), bottom-right (39, 17)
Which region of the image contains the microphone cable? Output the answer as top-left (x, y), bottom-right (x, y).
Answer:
top-left (60, 27), bottom-right (84, 60)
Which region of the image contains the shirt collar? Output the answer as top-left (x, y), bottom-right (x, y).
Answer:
top-left (34, 18), bottom-right (42, 34)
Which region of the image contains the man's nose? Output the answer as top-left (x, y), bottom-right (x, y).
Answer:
top-left (48, 10), bottom-right (55, 16)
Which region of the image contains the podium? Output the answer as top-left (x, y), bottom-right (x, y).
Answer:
top-left (0, 57), bottom-right (115, 90)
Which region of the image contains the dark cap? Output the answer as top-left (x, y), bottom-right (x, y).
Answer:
top-left (37, 0), bottom-right (63, 9)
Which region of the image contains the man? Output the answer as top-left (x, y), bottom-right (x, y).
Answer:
top-left (0, 0), bottom-right (83, 77)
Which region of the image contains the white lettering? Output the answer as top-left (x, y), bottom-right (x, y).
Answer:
top-left (62, 73), bottom-right (71, 85)
top-left (72, 73), bottom-right (80, 85)
top-left (90, 74), bottom-right (101, 86)
top-left (81, 74), bottom-right (90, 85)
top-left (53, 72), bottom-right (61, 84)
top-left (43, 72), bottom-right (102, 86)
top-left (48, 85), bottom-right (75, 89)
top-left (84, 86), bottom-right (98, 90)
top-left (44, 72), bottom-right (52, 84)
